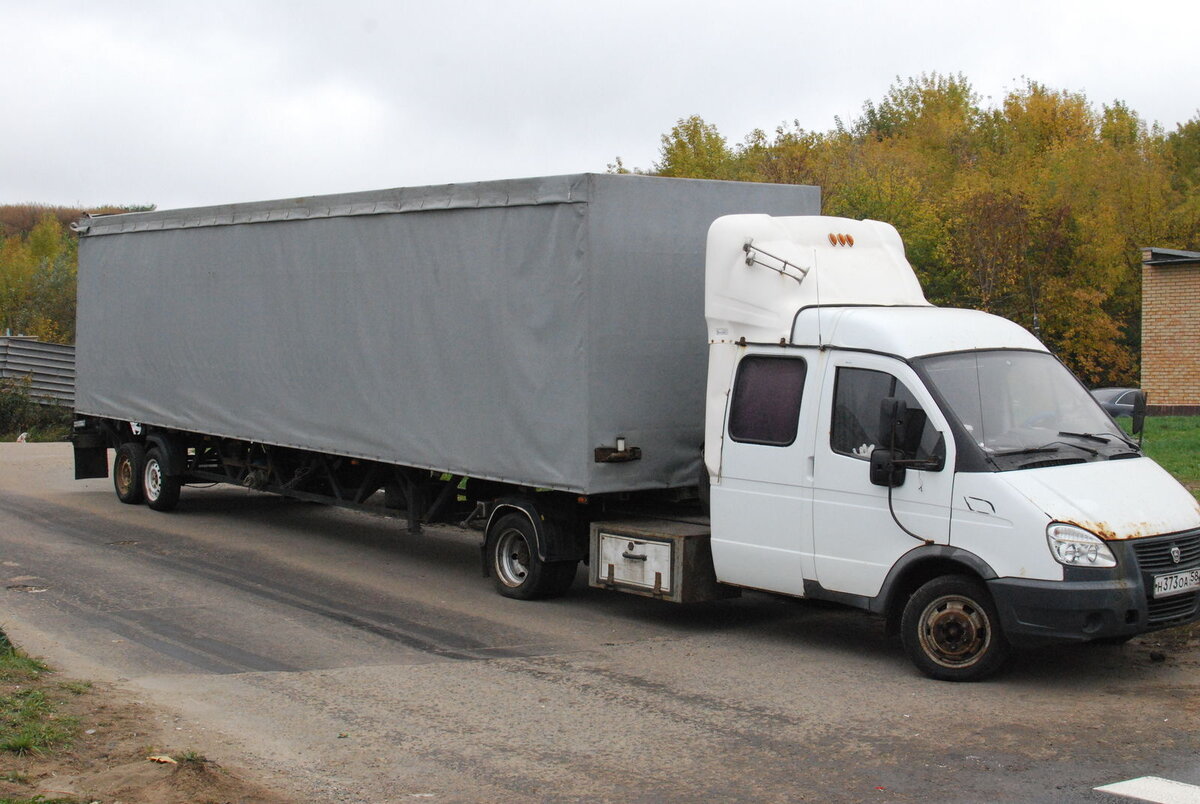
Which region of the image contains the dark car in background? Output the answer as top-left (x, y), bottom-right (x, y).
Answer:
top-left (1091, 387), bottom-right (1140, 418)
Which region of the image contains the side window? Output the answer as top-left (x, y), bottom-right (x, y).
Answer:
top-left (831, 367), bottom-right (937, 460)
top-left (728, 357), bottom-right (808, 446)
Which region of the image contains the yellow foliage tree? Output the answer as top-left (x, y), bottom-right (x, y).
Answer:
top-left (629, 74), bottom-right (1198, 386)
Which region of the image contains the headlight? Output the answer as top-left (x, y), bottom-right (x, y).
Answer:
top-left (1046, 523), bottom-right (1117, 568)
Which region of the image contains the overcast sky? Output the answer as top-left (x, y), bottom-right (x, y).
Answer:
top-left (3, 0), bottom-right (1198, 211)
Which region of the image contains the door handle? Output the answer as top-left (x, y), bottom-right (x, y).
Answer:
top-left (621, 545), bottom-right (648, 561)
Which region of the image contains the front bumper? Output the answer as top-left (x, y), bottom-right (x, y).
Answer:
top-left (988, 531), bottom-right (1200, 647)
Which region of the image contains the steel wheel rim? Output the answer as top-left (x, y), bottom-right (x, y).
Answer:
top-left (144, 460), bottom-right (162, 501)
top-left (495, 528), bottom-right (531, 587)
top-left (116, 456), bottom-right (135, 494)
top-left (918, 593), bottom-right (990, 668)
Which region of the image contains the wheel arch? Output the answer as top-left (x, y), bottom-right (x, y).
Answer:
top-left (874, 545), bottom-right (999, 632)
top-left (482, 497), bottom-right (585, 577)
top-left (143, 431), bottom-right (186, 477)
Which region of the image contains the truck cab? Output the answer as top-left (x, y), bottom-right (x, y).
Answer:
top-left (702, 215), bottom-right (1200, 680)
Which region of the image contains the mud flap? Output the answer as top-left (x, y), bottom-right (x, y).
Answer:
top-left (72, 431), bottom-right (109, 480)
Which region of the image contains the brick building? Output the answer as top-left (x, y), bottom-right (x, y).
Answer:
top-left (1141, 247), bottom-right (1200, 414)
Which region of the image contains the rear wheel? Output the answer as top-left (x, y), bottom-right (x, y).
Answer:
top-left (113, 443), bottom-right (146, 504)
top-left (488, 513), bottom-right (577, 600)
top-left (901, 575), bottom-right (1010, 681)
top-left (143, 447), bottom-right (181, 512)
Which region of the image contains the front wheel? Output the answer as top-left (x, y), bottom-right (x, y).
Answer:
top-left (488, 513), bottom-right (577, 600)
top-left (901, 575), bottom-right (1010, 681)
top-left (143, 447), bottom-right (181, 512)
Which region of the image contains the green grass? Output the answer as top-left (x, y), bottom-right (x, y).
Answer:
top-left (0, 633), bottom-right (47, 684)
top-left (1136, 416), bottom-right (1200, 500)
top-left (0, 689), bottom-right (76, 757)
top-left (0, 630), bottom-right (77, 758)
top-left (175, 749), bottom-right (207, 764)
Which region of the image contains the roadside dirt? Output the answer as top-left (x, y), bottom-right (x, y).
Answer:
top-left (1, 669), bottom-right (287, 804)
top-left (5, 623), bottom-right (1197, 804)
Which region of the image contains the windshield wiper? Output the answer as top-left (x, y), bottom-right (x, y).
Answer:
top-left (990, 445), bottom-right (1058, 457)
top-left (991, 440), bottom-right (1099, 458)
top-left (1057, 431), bottom-right (1110, 444)
top-left (1059, 429), bottom-right (1141, 451)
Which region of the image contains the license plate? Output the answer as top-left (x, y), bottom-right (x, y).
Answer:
top-left (1153, 568), bottom-right (1200, 598)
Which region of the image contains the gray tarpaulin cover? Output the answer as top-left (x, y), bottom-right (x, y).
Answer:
top-left (76, 174), bottom-right (819, 494)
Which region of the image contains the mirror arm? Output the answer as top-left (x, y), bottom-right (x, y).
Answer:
top-left (893, 457), bottom-right (943, 471)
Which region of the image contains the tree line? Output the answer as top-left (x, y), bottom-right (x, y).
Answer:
top-left (618, 74), bottom-right (1200, 386)
top-left (0, 208), bottom-right (80, 344)
top-left (0, 204), bottom-right (151, 344)
top-left (5, 74), bottom-right (1199, 387)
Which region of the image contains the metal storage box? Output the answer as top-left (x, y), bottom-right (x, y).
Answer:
top-left (589, 518), bottom-right (738, 603)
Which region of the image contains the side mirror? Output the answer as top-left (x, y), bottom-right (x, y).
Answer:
top-left (1131, 390), bottom-right (1147, 442)
top-left (870, 448), bottom-right (905, 487)
top-left (875, 397), bottom-right (946, 479)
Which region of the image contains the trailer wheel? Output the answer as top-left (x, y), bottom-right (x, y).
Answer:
top-left (901, 575), bottom-right (1010, 682)
top-left (142, 447), bottom-right (181, 512)
top-left (113, 443), bottom-right (146, 504)
top-left (489, 513), bottom-right (577, 600)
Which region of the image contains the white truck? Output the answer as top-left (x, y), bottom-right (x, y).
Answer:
top-left (71, 174), bottom-right (1200, 680)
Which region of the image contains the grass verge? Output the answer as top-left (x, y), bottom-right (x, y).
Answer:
top-left (1135, 416), bottom-right (1200, 500)
top-left (0, 630), bottom-right (77, 759)
top-left (0, 628), bottom-right (283, 804)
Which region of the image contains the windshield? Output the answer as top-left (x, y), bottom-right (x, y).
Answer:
top-left (918, 350), bottom-right (1138, 469)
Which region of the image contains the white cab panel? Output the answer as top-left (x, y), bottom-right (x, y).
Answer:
top-left (709, 348), bottom-right (819, 595)
top-left (810, 352), bottom-right (955, 598)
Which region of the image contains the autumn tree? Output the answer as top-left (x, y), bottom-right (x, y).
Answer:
top-left (655, 115), bottom-right (742, 179)
top-left (0, 213), bottom-right (82, 343)
top-left (628, 75), bottom-right (1200, 386)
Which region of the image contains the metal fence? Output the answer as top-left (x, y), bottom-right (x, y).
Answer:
top-left (0, 337), bottom-right (75, 406)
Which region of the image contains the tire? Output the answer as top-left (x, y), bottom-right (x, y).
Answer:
top-left (113, 443), bottom-right (146, 504)
top-left (901, 575), bottom-right (1010, 681)
top-left (142, 447), bottom-right (181, 512)
top-left (488, 513), bottom-right (577, 600)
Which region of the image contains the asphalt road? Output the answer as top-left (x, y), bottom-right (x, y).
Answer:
top-left (2, 443), bottom-right (1198, 803)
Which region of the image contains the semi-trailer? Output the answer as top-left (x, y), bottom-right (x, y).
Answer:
top-left (72, 173), bottom-right (1200, 680)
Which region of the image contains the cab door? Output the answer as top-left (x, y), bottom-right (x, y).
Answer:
top-left (710, 350), bottom-right (816, 595)
top-left (811, 354), bottom-right (955, 598)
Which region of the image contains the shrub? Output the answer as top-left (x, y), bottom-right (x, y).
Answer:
top-left (0, 377), bottom-right (72, 441)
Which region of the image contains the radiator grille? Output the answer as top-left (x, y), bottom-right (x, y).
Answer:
top-left (1132, 531), bottom-right (1200, 572)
